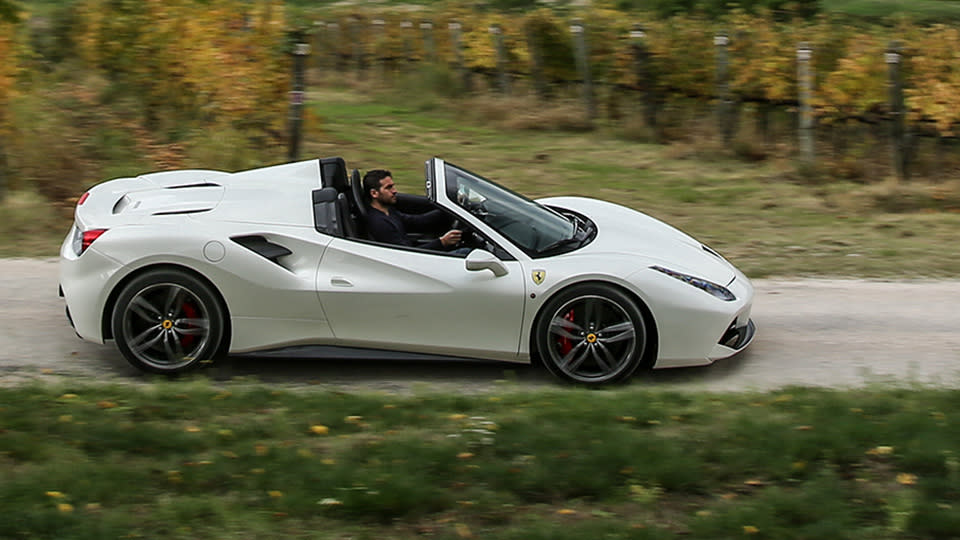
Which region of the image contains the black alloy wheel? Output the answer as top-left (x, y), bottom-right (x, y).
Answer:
top-left (536, 283), bottom-right (647, 385)
top-left (111, 269), bottom-right (226, 374)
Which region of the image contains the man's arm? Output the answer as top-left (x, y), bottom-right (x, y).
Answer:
top-left (397, 209), bottom-right (448, 232)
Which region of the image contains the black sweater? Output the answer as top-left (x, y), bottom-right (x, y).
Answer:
top-left (365, 208), bottom-right (447, 250)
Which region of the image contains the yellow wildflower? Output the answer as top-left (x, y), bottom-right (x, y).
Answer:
top-left (897, 473), bottom-right (917, 485)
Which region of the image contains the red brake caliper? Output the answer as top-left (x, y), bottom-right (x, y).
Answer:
top-left (180, 302), bottom-right (198, 349)
top-left (558, 309), bottom-right (575, 356)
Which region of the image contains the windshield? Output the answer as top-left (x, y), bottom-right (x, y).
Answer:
top-left (444, 163), bottom-right (575, 254)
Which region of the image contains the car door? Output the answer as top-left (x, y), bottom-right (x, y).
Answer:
top-left (316, 239), bottom-right (526, 361)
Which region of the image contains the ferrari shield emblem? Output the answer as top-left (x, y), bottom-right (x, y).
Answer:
top-left (531, 270), bottom-right (546, 285)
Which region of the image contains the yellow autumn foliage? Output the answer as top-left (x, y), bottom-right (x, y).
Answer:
top-left (0, 18), bottom-right (20, 128)
top-left (73, 0), bottom-right (288, 133)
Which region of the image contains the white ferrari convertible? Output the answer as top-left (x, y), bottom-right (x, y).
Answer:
top-left (59, 157), bottom-right (755, 385)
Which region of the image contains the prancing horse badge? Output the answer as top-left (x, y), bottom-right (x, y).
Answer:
top-left (531, 270), bottom-right (546, 285)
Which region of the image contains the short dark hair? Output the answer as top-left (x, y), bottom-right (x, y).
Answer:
top-left (361, 169), bottom-right (391, 202)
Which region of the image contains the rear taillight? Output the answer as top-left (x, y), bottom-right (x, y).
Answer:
top-left (72, 228), bottom-right (108, 255)
top-left (78, 192), bottom-right (91, 206)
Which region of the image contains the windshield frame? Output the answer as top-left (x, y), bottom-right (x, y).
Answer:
top-left (434, 159), bottom-right (576, 257)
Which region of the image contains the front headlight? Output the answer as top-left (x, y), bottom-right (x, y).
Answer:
top-left (650, 265), bottom-right (736, 301)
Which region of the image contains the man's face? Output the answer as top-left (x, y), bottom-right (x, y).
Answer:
top-left (371, 176), bottom-right (398, 206)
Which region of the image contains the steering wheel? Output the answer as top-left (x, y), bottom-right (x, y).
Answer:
top-left (448, 219), bottom-right (469, 249)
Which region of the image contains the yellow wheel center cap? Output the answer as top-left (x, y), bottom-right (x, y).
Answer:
top-left (162, 320), bottom-right (174, 330)
top-left (586, 333), bottom-right (598, 344)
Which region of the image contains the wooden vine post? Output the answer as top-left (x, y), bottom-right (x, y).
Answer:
top-left (288, 40), bottom-right (310, 161)
top-left (571, 19), bottom-right (596, 120)
top-left (526, 24), bottom-right (548, 101)
top-left (401, 21), bottom-right (413, 67)
top-left (715, 31), bottom-right (733, 146)
top-left (421, 20), bottom-right (435, 64)
top-left (887, 41), bottom-right (908, 182)
top-left (449, 21), bottom-right (470, 92)
top-left (490, 24), bottom-right (510, 94)
top-left (630, 24), bottom-right (657, 134)
top-left (797, 42), bottom-right (814, 167)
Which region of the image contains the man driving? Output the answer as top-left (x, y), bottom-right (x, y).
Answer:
top-left (362, 169), bottom-right (462, 250)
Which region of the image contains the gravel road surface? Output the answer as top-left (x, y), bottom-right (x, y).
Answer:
top-left (3, 258), bottom-right (959, 393)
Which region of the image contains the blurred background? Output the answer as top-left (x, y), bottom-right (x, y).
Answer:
top-left (3, 0), bottom-right (960, 266)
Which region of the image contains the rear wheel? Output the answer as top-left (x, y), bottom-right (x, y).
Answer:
top-left (535, 283), bottom-right (647, 385)
top-left (111, 269), bottom-right (226, 374)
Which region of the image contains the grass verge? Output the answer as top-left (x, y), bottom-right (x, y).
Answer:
top-left (1, 380), bottom-right (958, 539)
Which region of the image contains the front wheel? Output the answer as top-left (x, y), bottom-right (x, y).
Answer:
top-left (535, 284), bottom-right (647, 385)
top-left (111, 269), bottom-right (226, 374)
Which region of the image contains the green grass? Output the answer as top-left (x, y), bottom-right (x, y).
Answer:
top-left (2, 380), bottom-right (959, 539)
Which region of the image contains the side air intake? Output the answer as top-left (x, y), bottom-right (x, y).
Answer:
top-left (231, 235), bottom-right (292, 265)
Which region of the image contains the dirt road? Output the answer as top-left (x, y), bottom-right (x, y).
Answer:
top-left (2, 258), bottom-right (959, 392)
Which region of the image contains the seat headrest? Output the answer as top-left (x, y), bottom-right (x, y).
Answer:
top-left (350, 168), bottom-right (367, 218)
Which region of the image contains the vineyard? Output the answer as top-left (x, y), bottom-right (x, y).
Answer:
top-left (2, 1), bottom-right (960, 202)
top-left (304, 6), bottom-right (960, 180)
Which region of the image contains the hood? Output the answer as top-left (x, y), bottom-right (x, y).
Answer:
top-left (538, 196), bottom-right (736, 286)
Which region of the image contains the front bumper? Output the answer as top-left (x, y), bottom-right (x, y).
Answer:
top-left (709, 317), bottom-right (756, 360)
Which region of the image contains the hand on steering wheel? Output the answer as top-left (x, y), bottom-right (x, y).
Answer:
top-left (440, 229), bottom-right (462, 248)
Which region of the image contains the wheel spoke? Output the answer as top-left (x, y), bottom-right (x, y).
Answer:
top-left (583, 298), bottom-right (596, 326)
top-left (174, 318), bottom-right (209, 336)
top-left (592, 342), bottom-right (618, 372)
top-left (549, 316), bottom-right (582, 340)
top-left (560, 342), bottom-right (590, 372)
top-left (598, 321), bottom-right (635, 344)
top-left (129, 325), bottom-right (164, 353)
top-left (164, 286), bottom-right (184, 317)
top-left (163, 330), bottom-right (185, 361)
top-left (129, 296), bottom-right (161, 322)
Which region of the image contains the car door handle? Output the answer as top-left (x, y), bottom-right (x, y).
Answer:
top-left (330, 277), bottom-right (353, 288)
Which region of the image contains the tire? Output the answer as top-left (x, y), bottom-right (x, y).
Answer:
top-left (535, 283), bottom-right (647, 385)
top-left (111, 269), bottom-right (226, 374)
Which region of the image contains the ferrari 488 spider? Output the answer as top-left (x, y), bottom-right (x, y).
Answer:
top-left (60, 157), bottom-right (755, 385)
